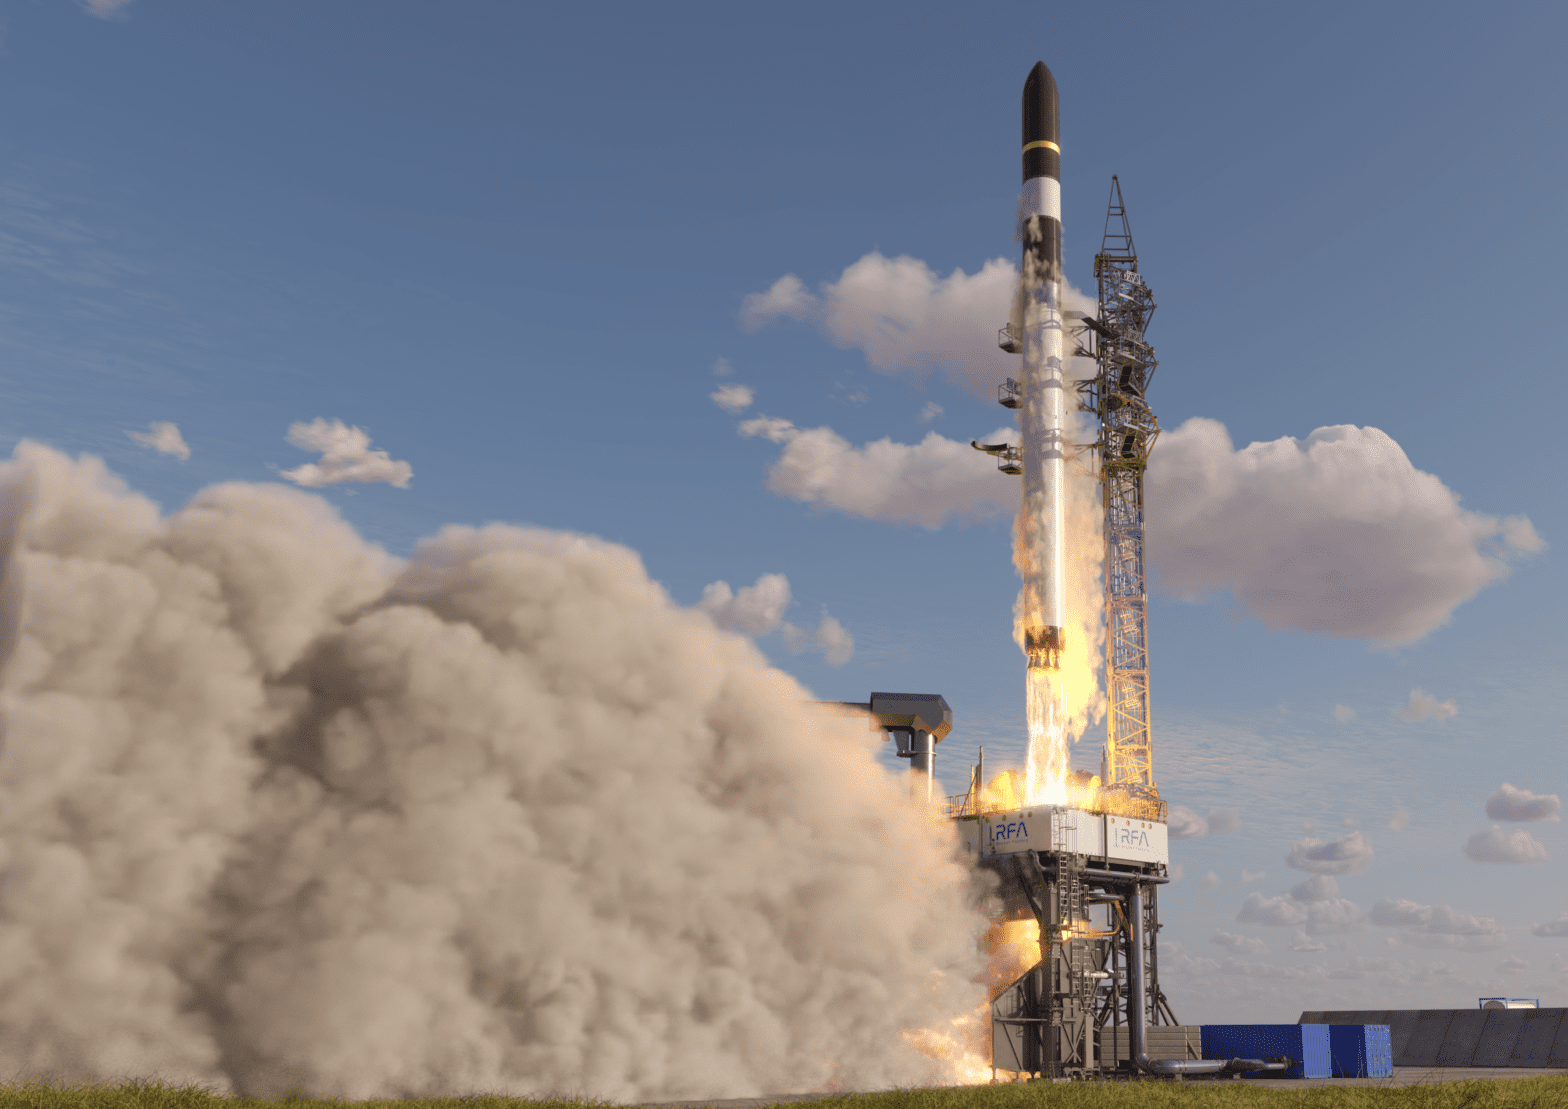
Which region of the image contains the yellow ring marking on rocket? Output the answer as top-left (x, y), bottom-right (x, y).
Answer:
top-left (1022, 140), bottom-right (1060, 154)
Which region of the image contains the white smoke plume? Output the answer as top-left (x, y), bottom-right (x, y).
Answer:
top-left (0, 443), bottom-right (987, 1101)
top-left (1145, 419), bottom-right (1544, 645)
top-left (126, 421), bottom-right (191, 461)
top-left (741, 254), bottom-right (1096, 397)
top-left (279, 418), bottom-right (413, 489)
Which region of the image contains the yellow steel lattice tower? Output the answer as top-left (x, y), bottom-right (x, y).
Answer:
top-left (1076, 177), bottom-right (1161, 813)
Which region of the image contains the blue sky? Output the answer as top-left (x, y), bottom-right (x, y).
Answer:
top-left (4, 0), bottom-right (1566, 1022)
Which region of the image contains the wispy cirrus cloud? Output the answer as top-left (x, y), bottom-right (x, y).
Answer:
top-left (126, 421), bottom-right (190, 461)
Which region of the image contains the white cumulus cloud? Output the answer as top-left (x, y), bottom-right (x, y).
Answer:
top-left (1200, 871), bottom-right (1222, 891)
top-left (1463, 826), bottom-right (1550, 864)
top-left (79, 0), bottom-right (134, 16)
top-left (696, 572), bottom-right (792, 636)
top-left (126, 421), bottom-right (190, 462)
top-left (1370, 899), bottom-right (1506, 950)
top-left (1485, 783), bottom-right (1560, 823)
top-left (736, 418), bottom-right (1015, 530)
top-left (710, 383), bottom-right (754, 414)
top-left (1168, 805), bottom-right (1209, 840)
top-left (1288, 932), bottom-right (1326, 953)
top-left (782, 612), bottom-right (855, 666)
top-left (1211, 931), bottom-right (1267, 956)
top-left (741, 255), bottom-right (1032, 395)
top-left (1400, 688), bottom-right (1458, 721)
top-left (1144, 418), bottom-right (1543, 645)
top-left (1532, 914), bottom-right (1568, 938)
top-left (699, 575), bottom-right (854, 665)
top-left (1289, 875), bottom-right (1341, 903)
top-left (1167, 805), bottom-right (1239, 840)
top-left (278, 419), bottom-right (412, 489)
top-left (1286, 831), bottom-right (1374, 875)
top-left (1240, 870), bottom-right (1266, 886)
top-left (1236, 893), bottom-right (1307, 928)
top-left (1207, 808), bottom-right (1240, 835)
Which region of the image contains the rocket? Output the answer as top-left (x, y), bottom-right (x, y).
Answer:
top-left (1018, 61), bottom-right (1065, 671)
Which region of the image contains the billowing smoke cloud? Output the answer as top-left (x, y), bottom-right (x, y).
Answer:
top-left (1399, 688), bottom-right (1458, 721)
top-left (1144, 419), bottom-right (1543, 645)
top-left (279, 419), bottom-right (413, 489)
top-left (126, 421), bottom-right (191, 461)
top-left (0, 443), bottom-right (985, 1100)
top-left (1485, 782), bottom-right (1561, 823)
top-left (1285, 831), bottom-right (1374, 875)
top-left (1463, 826), bottom-right (1550, 864)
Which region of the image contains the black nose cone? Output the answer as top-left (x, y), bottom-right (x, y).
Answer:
top-left (1022, 61), bottom-right (1060, 182)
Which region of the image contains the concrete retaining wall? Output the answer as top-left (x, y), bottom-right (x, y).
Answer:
top-left (1300, 1009), bottom-right (1568, 1068)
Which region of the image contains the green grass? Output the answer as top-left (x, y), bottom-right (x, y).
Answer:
top-left (0, 1077), bottom-right (1565, 1109)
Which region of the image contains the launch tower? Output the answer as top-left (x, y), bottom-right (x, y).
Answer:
top-left (1077, 178), bottom-right (1163, 819)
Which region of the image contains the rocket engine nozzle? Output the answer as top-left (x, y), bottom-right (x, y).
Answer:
top-left (1025, 625), bottom-right (1063, 671)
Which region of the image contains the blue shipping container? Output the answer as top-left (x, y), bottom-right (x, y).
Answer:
top-left (1329, 1024), bottom-right (1393, 1078)
top-left (1201, 1024), bottom-right (1332, 1079)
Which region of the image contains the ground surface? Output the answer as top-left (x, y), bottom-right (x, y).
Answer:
top-left (642, 1068), bottom-right (1568, 1108)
